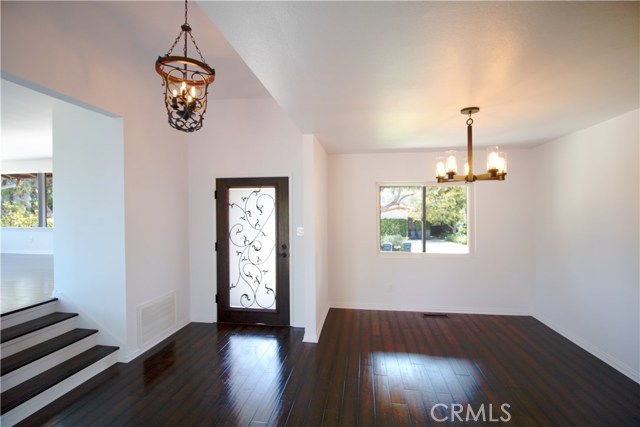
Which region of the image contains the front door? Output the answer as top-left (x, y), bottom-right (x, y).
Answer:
top-left (216, 177), bottom-right (290, 326)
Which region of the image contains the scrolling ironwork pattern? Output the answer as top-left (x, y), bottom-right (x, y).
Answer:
top-left (228, 187), bottom-right (277, 309)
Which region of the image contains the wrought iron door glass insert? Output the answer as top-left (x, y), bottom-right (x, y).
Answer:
top-left (228, 187), bottom-right (277, 309)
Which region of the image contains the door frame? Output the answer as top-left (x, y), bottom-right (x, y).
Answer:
top-left (215, 177), bottom-right (290, 326)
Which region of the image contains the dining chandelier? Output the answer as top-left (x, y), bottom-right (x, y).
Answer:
top-left (155, 0), bottom-right (215, 132)
top-left (436, 107), bottom-right (507, 183)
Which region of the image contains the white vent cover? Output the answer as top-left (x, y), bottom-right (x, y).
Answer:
top-left (137, 292), bottom-right (176, 348)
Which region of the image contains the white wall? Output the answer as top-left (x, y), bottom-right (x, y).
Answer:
top-left (188, 98), bottom-right (306, 327)
top-left (532, 109), bottom-right (639, 382)
top-left (328, 149), bottom-right (533, 314)
top-left (1, 159), bottom-right (52, 173)
top-left (302, 135), bottom-right (330, 341)
top-left (1, 228), bottom-right (53, 254)
top-left (52, 100), bottom-right (127, 352)
top-left (2, 2), bottom-right (190, 360)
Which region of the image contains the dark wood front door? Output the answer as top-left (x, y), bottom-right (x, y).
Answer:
top-left (216, 177), bottom-right (290, 326)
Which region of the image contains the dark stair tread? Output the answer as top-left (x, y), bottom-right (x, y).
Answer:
top-left (1, 313), bottom-right (78, 344)
top-left (1, 329), bottom-right (99, 376)
top-left (1, 298), bottom-right (58, 317)
top-left (1, 345), bottom-right (118, 414)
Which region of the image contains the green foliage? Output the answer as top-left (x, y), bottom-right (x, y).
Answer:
top-left (380, 185), bottom-right (468, 249)
top-left (380, 219), bottom-right (408, 238)
top-left (1, 201), bottom-right (39, 227)
top-left (425, 186), bottom-right (467, 226)
top-left (1, 175), bottom-right (53, 227)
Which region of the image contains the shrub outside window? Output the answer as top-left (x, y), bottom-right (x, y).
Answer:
top-left (379, 184), bottom-right (469, 254)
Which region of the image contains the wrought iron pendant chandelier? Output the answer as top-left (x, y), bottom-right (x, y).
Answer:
top-left (436, 107), bottom-right (507, 183)
top-left (155, 0), bottom-right (215, 132)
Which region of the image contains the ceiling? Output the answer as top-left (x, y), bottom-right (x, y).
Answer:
top-left (1, 79), bottom-right (53, 161)
top-left (2, 1), bottom-right (638, 160)
top-left (1, 0), bottom-right (270, 163)
top-left (199, 0), bottom-right (639, 153)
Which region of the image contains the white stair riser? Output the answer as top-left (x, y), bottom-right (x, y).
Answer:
top-left (1, 334), bottom-right (98, 392)
top-left (1, 302), bottom-right (58, 330)
top-left (1, 318), bottom-right (77, 358)
top-left (0, 351), bottom-right (118, 427)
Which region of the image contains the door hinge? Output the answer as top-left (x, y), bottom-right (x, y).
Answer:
top-left (215, 294), bottom-right (219, 303)
top-left (215, 242), bottom-right (218, 251)
top-left (214, 190), bottom-right (217, 199)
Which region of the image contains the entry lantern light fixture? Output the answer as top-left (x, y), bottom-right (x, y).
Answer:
top-left (155, 0), bottom-right (215, 132)
top-left (436, 107), bottom-right (507, 183)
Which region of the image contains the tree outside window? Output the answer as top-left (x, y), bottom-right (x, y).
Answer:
top-left (379, 184), bottom-right (468, 254)
top-left (1, 173), bottom-right (53, 227)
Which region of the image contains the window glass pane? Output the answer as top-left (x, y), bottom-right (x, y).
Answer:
top-left (425, 185), bottom-right (468, 254)
top-left (46, 175), bottom-right (54, 227)
top-left (379, 186), bottom-right (423, 253)
top-left (1, 175), bottom-right (39, 227)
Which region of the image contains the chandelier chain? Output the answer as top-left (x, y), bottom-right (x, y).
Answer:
top-left (165, 30), bottom-right (185, 56)
top-left (163, 0), bottom-right (207, 64)
top-left (188, 32), bottom-right (208, 64)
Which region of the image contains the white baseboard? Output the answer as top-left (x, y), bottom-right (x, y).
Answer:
top-left (329, 301), bottom-right (531, 316)
top-left (315, 304), bottom-right (330, 341)
top-left (122, 320), bottom-right (190, 363)
top-left (0, 250), bottom-right (54, 255)
top-left (302, 333), bottom-right (318, 343)
top-left (534, 313), bottom-right (640, 384)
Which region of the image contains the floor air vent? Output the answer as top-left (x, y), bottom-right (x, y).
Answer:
top-left (423, 313), bottom-right (449, 318)
top-left (138, 292), bottom-right (176, 348)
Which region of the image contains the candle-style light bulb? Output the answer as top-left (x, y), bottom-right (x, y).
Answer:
top-left (446, 153), bottom-right (458, 174)
top-left (486, 146), bottom-right (501, 172)
top-left (464, 161), bottom-right (470, 176)
top-left (190, 86), bottom-right (196, 98)
top-left (181, 81), bottom-right (187, 94)
top-left (436, 161), bottom-right (445, 178)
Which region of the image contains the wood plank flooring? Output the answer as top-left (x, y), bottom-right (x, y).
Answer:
top-left (1, 254), bottom-right (54, 315)
top-left (15, 309), bottom-right (640, 426)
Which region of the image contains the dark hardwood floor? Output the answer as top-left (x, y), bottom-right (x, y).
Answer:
top-left (16, 309), bottom-right (639, 426)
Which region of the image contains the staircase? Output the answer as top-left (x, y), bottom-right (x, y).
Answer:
top-left (0, 298), bottom-right (118, 426)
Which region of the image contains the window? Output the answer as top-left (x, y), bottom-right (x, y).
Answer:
top-left (379, 184), bottom-right (469, 254)
top-left (1, 173), bottom-right (53, 227)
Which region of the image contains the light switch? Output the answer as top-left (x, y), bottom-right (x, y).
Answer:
top-left (297, 227), bottom-right (304, 237)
